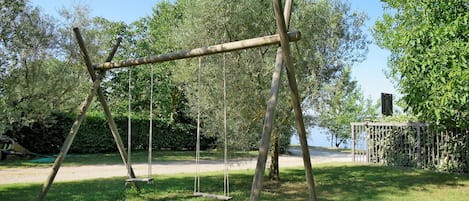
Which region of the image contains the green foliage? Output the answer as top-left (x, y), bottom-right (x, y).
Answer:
top-left (316, 67), bottom-right (377, 147)
top-left (4, 113), bottom-right (214, 154)
top-left (374, 0), bottom-right (469, 129)
top-left (154, 0), bottom-right (279, 150)
top-left (379, 114), bottom-right (418, 123)
top-left (287, 0), bottom-right (371, 148)
top-left (0, 0), bottom-right (82, 132)
top-left (0, 0), bottom-right (371, 177)
top-left (0, 0), bottom-right (371, 155)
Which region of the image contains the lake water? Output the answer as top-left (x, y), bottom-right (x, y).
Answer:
top-left (290, 127), bottom-right (350, 148)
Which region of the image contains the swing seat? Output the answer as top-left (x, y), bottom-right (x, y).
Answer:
top-left (125, 177), bottom-right (154, 183)
top-left (194, 192), bottom-right (232, 200)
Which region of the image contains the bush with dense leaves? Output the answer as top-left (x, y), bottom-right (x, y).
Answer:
top-left (3, 113), bottom-right (216, 154)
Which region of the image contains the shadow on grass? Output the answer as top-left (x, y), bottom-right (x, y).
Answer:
top-left (0, 164), bottom-right (468, 201)
top-left (279, 164), bottom-right (469, 201)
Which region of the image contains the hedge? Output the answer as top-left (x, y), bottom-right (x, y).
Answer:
top-left (4, 113), bottom-right (216, 154)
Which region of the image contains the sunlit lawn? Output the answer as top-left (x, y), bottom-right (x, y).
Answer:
top-left (1, 163), bottom-right (468, 201)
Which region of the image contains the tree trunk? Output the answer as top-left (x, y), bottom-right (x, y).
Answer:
top-left (269, 128), bottom-right (280, 181)
top-left (335, 134), bottom-right (338, 148)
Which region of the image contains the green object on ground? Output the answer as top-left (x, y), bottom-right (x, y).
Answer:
top-left (29, 157), bottom-right (56, 163)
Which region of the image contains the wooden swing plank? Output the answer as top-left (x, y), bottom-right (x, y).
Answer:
top-left (194, 192), bottom-right (232, 200)
top-left (125, 177), bottom-right (154, 183)
top-left (94, 31), bottom-right (301, 70)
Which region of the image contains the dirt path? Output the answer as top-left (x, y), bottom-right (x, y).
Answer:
top-left (0, 148), bottom-right (351, 185)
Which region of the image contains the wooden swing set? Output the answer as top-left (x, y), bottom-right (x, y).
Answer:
top-left (37, 1), bottom-right (317, 200)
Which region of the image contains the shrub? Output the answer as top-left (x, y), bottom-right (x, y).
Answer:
top-left (3, 113), bottom-right (217, 154)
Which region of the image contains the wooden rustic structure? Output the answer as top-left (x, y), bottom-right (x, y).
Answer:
top-left (351, 122), bottom-right (469, 173)
top-left (38, 1), bottom-right (318, 200)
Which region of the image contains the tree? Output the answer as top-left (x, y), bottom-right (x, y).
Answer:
top-left (373, 0), bottom-right (469, 129)
top-left (0, 0), bottom-right (88, 133)
top-left (100, 1), bottom-right (191, 127)
top-left (168, 0), bottom-right (277, 150)
top-left (315, 67), bottom-right (376, 148)
top-left (288, 0), bottom-right (370, 149)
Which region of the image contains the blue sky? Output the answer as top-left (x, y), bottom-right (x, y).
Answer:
top-left (31, 0), bottom-right (396, 147)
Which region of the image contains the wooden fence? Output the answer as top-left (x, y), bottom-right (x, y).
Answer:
top-left (351, 122), bottom-right (469, 173)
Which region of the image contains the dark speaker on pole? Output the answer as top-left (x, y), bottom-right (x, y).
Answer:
top-left (381, 93), bottom-right (393, 116)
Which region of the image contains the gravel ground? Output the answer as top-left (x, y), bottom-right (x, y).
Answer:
top-left (0, 148), bottom-right (351, 185)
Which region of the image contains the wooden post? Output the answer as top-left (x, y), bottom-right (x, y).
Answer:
top-left (365, 123), bottom-right (370, 163)
top-left (250, 48), bottom-right (285, 200)
top-left (249, 1), bottom-right (294, 200)
top-left (94, 32), bottom-right (301, 70)
top-left (417, 124), bottom-right (422, 168)
top-left (273, 0), bottom-right (317, 200)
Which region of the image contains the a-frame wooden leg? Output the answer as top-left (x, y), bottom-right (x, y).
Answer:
top-left (249, 48), bottom-right (284, 201)
top-left (38, 29), bottom-right (135, 201)
top-left (73, 28), bottom-right (139, 181)
top-left (273, 0), bottom-right (317, 200)
top-left (37, 74), bottom-right (104, 201)
top-left (249, 1), bottom-right (294, 201)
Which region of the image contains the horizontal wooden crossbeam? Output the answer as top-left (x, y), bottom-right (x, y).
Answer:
top-left (94, 31), bottom-right (301, 70)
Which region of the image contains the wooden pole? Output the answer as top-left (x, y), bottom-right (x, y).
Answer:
top-left (273, 0), bottom-right (317, 200)
top-left (94, 31), bottom-right (301, 70)
top-left (249, 0), bottom-right (295, 200)
top-left (72, 28), bottom-right (138, 181)
top-left (250, 48), bottom-right (285, 200)
top-left (417, 124), bottom-right (421, 168)
top-left (37, 74), bottom-right (103, 201)
top-left (38, 33), bottom-right (124, 201)
top-left (352, 124), bottom-right (355, 162)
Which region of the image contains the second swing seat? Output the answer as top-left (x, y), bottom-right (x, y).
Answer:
top-left (125, 177), bottom-right (154, 184)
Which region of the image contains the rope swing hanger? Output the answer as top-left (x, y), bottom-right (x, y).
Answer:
top-left (194, 55), bottom-right (231, 200)
top-left (125, 67), bottom-right (154, 184)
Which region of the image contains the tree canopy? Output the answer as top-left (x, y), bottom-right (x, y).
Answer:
top-left (374, 0), bottom-right (469, 129)
top-left (315, 67), bottom-right (377, 148)
top-left (1, 0), bottom-right (372, 153)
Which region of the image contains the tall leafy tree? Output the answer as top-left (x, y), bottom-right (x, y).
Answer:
top-left (373, 0), bottom-right (469, 129)
top-left (289, 0), bottom-right (370, 143)
top-left (168, 0), bottom-right (370, 180)
top-left (171, 0), bottom-right (277, 150)
top-left (315, 67), bottom-right (376, 148)
top-left (102, 1), bottom-right (187, 124)
top-left (0, 0), bottom-right (83, 132)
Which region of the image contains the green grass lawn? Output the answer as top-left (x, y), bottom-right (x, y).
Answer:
top-left (1, 163), bottom-right (468, 201)
top-left (0, 150), bottom-right (258, 169)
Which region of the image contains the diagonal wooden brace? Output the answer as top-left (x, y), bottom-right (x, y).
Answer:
top-left (37, 73), bottom-right (104, 201)
top-left (272, 0), bottom-right (317, 200)
top-left (72, 28), bottom-right (139, 182)
top-left (38, 29), bottom-right (135, 201)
